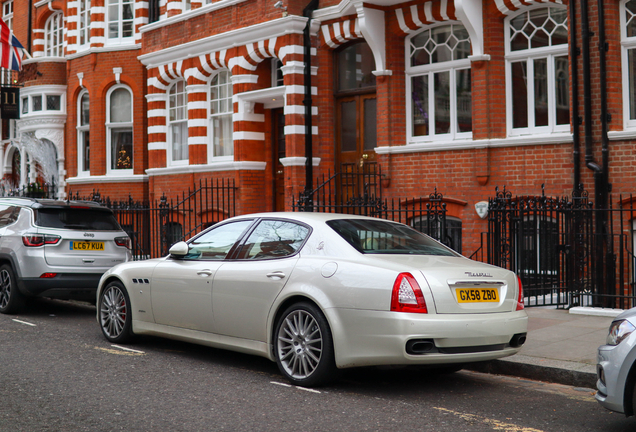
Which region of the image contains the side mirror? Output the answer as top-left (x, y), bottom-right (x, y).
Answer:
top-left (168, 241), bottom-right (189, 257)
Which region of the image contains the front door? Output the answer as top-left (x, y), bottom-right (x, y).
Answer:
top-left (337, 94), bottom-right (377, 169)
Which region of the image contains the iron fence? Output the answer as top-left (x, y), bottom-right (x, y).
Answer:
top-left (68, 178), bottom-right (237, 259)
top-left (470, 185), bottom-right (636, 309)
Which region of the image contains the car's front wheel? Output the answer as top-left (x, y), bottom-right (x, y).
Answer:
top-left (274, 302), bottom-right (337, 387)
top-left (98, 281), bottom-right (133, 343)
top-left (0, 264), bottom-right (24, 314)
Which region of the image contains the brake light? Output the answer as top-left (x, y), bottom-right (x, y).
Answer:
top-left (115, 236), bottom-right (131, 249)
top-left (391, 272), bottom-right (428, 314)
top-left (22, 234), bottom-right (61, 247)
top-left (516, 275), bottom-right (524, 311)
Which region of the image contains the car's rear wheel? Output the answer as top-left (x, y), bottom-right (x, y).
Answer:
top-left (274, 302), bottom-right (337, 387)
top-left (99, 281), bottom-right (133, 343)
top-left (0, 264), bottom-right (24, 314)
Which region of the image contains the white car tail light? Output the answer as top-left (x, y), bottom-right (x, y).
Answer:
top-left (516, 275), bottom-right (524, 311)
top-left (22, 234), bottom-right (61, 247)
top-left (391, 272), bottom-right (428, 314)
top-left (115, 236), bottom-right (132, 249)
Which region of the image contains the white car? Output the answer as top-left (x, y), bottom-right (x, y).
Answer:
top-left (596, 308), bottom-right (636, 415)
top-left (97, 212), bottom-right (528, 386)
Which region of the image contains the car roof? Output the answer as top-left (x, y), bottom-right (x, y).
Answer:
top-left (0, 197), bottom-right (111, 210)
top-left (227, 212), bottom-right (400, 225)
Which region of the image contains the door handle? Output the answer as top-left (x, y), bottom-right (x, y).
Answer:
top-left (266, 271), bottom-right (286, 280)
top-left (197, 269), bottom-right (213, 277)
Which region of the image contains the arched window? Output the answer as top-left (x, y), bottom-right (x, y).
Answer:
top-left (44, 12), bottom-right (63, 57)
top-left (209, 71), bottom-right (233, 159)
top-left (406, 23), bottom-right (472, 142)
top-left (169, 80), bottom-right (189, 164)
top-left (107, 0), bottom-right (134, 44)
top-left (506, 7), bottom-right (569, 135)
top-left (106, 86), bottom-right (133, 172)
top-left (77, 91), bottom-right (90, 174)
top-left (622, 0), bottom-right (636, 127)
top-left (78, 0), bottom-right (91, 48)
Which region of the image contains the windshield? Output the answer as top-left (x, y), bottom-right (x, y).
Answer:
top-left (327, 219), bottom-right (459, 256)
top-left (35, 208), bottom-right (122, 230)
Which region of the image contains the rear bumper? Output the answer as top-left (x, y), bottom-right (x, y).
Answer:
top-left (19, 273), bottom-right (103, 300)
top-left (327, 308), bottom-right (528, 368)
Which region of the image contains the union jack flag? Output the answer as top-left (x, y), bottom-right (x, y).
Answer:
top-left (0, 18), bottom-right (23, 71)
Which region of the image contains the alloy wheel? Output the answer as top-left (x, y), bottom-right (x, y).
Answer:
top-left (100, 285), bottom-right (128, 339)
top-left (0, 269), bottom-right (10, 309)
top-left (277, 309), bottom-right (323, 380)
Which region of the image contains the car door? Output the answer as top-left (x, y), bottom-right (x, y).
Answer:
top-left (212, 219), bottom-right (310, 342)
top-left (150, 219), bottom-right (253, 332)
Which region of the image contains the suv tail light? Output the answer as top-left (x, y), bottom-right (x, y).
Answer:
top-left (22, 234), bottom-right (61, 247)
top-left (115, 236), bottom-right (131, 249)
top-left (391, 272), bottom-right (428, 314)
top-left (516, 275), bottom-right (524, 311)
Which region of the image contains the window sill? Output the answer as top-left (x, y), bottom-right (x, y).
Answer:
top-left (608, 130), bottom-right (636, 140)
top-left (376, 133), bottom-right (573, 155)
top-left (66, 174), bottom-right (148, 184)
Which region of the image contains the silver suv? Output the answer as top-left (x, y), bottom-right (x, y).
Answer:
top-left (0, 198), bottom-right (131, 313)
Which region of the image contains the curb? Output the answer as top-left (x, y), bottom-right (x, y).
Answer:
top-left (465, 357), bottom-right (598, 389)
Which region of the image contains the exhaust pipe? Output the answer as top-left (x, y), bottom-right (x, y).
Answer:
top-left (406, 339), bottom-right (436, 355)
top-left (509, 333), bottom-right (527, 348)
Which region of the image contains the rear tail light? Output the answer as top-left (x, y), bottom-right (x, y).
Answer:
top-left (516, 275), bottom-right (524, 311)
top-left (391, 272), bottom-right (428, 314)
top-left (22, 234), bottom-right (61, 247)
top-left (115, 236), bottom-right (132, 249)
top-left (40, 273), bottom-right (57, 278)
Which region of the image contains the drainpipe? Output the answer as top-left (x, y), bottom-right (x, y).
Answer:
top-left (597, 0), bottom-right (610, 209)
top-left (302, 0), bottom-right (319, 210)
top-left (27, 0), bottom-right (33, 53)
top-left (569, 0), bottom-right (580, 187)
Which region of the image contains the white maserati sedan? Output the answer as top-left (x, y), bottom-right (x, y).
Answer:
top-left (97, 212), bottom-right (528, 386)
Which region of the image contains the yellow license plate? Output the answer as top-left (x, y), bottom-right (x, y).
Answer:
top-left (456, 288), bottom-right (500, 303)
top-left (71, 241), bottom-right (104, 251)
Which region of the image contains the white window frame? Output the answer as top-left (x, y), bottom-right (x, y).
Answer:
top-left (168, 80), bottom-right (189, 166)
top-left (208, 70), bottom-right (233, 162)
top-left (106, 85), bottom-right (134, 175)
top-left (78, 0), bottom-right (91, 49)
top-left (505, 6), bottom-right (570, 137)
top-left (3, 0), bottom-right (13, 30)
top-left (44, 12), bottom-right (64, 57)
top-left (184, 0), bottom-right (192, 12)
top-left (621, 0), bottom-right (636, 129)
top-left (106, 0), bottom-right (135, 45)
top-left (77, 90), bottom-right (90, 176)
top-left (405, 23), bottom-right (473, 144)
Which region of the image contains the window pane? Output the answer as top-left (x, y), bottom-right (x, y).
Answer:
top-left (434, 71), bottom-right (450, 134)
top-left (241, 220), bottom-right (309, 260)
top-left (213, 114), bottom-right (233, 156)
top-left (337, 43), bottom-right (376, 91)
top-left (555, 56), bottom-right (569, 125)
top-left (81, 130), bottom-right (90, 171)
top-left (363, 98), bottom-right (376, 151)
top-left (188, 220), bottom-right (253, 260)
top-left (411, 75), bottom-right (429, 136)
top-left (33, 95), bottom-right (42, 111)
top-left (110, 88), bottom-right (131, 122)
top-left (456, 69), bottom-right (472, 133)
top-left (111, 128), bottom-right (133, 169)
top-left (628, 0), bottom-right (636, 37)
top-left (511, 61), bottom-right (528, 128)
top-left (81, 94), bottom-right (90, 125)
top-left (340, 100), bottom-right (356, 152)
top-left (46, 95), bottom-right (60, 110)
top-left (630, 49), bottom-right (636, 120)
top-left (171, 121), bottom-right (188, 161)
top-left (534, 58), bottom-right (548, 127)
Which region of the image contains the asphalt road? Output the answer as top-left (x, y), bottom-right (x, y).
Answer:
top-left (0, 298), bottom-right (633, 432)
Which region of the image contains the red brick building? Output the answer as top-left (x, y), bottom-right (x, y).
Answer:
top-left (1, 0), bottom-right (634, 259)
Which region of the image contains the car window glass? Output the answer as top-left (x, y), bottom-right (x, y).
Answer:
top-left (186, 220), bottom-right (253, 260)
top-left (0, 205), bottom-right (18, 227)
top-left (327, 219), bottom-right (459, 256)
top-left (240, 219), bottom-right (309, 260)
top-left (35, 208), bottom-right (121, 230)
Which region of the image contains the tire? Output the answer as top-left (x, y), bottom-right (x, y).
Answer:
top-left (98, 281), bottom-right (133, 343)
top-left (274, 302), bottom-right (337, 387)
top-left (0, 264), bottom-right (24, 314)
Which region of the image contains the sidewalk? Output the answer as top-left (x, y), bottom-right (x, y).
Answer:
top-left (466, 306), bottom-right (623, 389)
